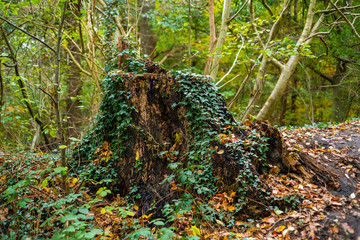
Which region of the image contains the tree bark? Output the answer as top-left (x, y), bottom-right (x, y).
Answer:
top-left (140, 1), bottom-right (157, 57)
top-left (331, 60), bottom-right (349, 122)
top-left (204, 0), bottom-right (216, 76)
top-left (210, 0), bottom-right (231, 80)
top-left (65, 1), bottom-right (83, 138)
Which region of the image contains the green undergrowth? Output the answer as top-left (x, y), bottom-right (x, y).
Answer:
top-left (0, 2), bottom-right (301, 238)
top-left (0, 59), bottom-right (300, 240)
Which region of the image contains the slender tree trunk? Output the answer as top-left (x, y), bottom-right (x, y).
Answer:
top-left (256, 0), bottom-right (319, 120)
top-left (210, 0), bottom-right (231, 80)
top-left (54, 0), bottom-right (68, 192)
top-left (279, 85), bottom-right (289, 126)
top-left (1, 29), bottom-right (50, 146)
top-left (204, 0), bottom-right (216, 76)
top-left (65, 1), bottom-right (83, 138)
top-left (242, 0), bottom-right (291, 120)
top-left (0, 60), bottom-right (3, 114)
top-left (140, 1), bottom-right (157, 56)
top-left (294, 0), bottom-right (299, 20)
top-left (290, 77), bottom-right (298, 125)
top-left (332, 60), bottom-right (349, 122)
top-left (242, 57), bottom-right (269, 119)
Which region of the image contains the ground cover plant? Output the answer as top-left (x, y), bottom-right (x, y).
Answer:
top-left (1, 119), bottom-right (359, 239)
top-left (1, 0), bottom-right (359, 239)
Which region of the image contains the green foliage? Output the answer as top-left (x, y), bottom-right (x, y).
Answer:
top-left (0, 153), bottom-right (103, 239)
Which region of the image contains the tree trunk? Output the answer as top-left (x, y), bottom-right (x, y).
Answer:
top-left (140, 1), bottom-right (157, 57)
top-left (332, 60), bottom-right (349, 122)
top-left (256, 0), bottom-right (319, 120)
top-left (210, 0), bottom-right (231, 80)
top-left (74, 39), bottom-right (339, 218)
top-left (65, 1), bottom-right (83, 138)
top-left (279, 85), bottom-right (289, 126)
top-left (204, 0), bottom-right (216, 76)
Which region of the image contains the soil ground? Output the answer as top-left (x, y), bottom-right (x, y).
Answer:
top-left (244, 119), bottom-right (360, 240)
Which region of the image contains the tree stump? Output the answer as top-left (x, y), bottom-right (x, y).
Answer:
top-left (73, 39), bottom-right (339, 219)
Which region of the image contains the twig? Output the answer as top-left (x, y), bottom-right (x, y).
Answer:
top-left (305, 24), bottom-right (336, 41)
top-left (260, 0), bottom-right (274, 17)
top-left (329, 1), bottom-right (360, 40)
top-left (38, 86), bottom-right (56, 105)
top-left (229, 63), bottom-right (257, 108)
top-left (228, 0), bottom-right (251, 23)
top-left (315, 4), bottom-right (360, 14)
top-left (0, 16), bottom-right (55, 53)
top-left (216, 34), bottom-right (245, 86)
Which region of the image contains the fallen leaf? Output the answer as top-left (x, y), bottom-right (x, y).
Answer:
top-left (191, 226), bottom-right (201, 236)
top-left (217, 150), bottom-right (225, 154)
top-left (276, 225), bottom-right (286, 232)
top-left (274, 210), bottom-right (284, 215)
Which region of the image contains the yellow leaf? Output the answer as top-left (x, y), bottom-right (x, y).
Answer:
top-left (286, 45), bottom-right (291, 49)
top-left (72, 178), bottom-right (79, 184)
top-left (134, 205), bottom-right (139, 211)
top-left (228, 206), bottom-right (236, 211)
top-left (215, 219), bottom-right (224, 226)
top-left (142, 213), bottom-right (154, 219)
top-left (217, 150), bottom-right (225, 154)
top-left (276, 225), bottom-right (286, 232)
top-left (101, 208), bottom-right (106, 214)
top-left (274, 210), bottom-right (283, 215)
top-left (191, 226), bottom-right (201, 236)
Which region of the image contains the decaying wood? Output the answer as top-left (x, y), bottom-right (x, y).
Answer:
top-left (76, 39), bottom-right (342, 218)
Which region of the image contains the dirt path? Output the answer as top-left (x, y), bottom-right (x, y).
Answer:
top-left (279, 119), bottom-right (360, 239)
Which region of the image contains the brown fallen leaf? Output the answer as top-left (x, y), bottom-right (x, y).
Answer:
top-left (341, 222), bottom-right (354, 234)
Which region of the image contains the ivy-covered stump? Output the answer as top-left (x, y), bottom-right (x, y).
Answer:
top-left (73, 39), bottom-right (338, 220)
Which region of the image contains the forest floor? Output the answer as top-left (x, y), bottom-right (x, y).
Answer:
top-left (238, 119), bottom-right (360, 240)
top-left (1, 119), bottom-right (359, 239)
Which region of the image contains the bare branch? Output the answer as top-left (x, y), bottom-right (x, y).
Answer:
top-left (38, 87), bottom-right (56, 105)
top-left (305, 24), bottom-right (336, 41)
top-left (63, 46), bottom-right (92, 76)
top-left (270, 58), bottom-right (285, 70)
top-left (315, 4), bottom-right (360, 14)
top-left (260, 0), bottom-right (274, 17)
top-left (229, 63), bottom-right (257, 108)
top-left (0, 16), bottom-right (55, 53)
top-left (307, 65), bottom-right (334, 83)
top-left (216, 34), bottom-right (245, 86)
top-left (329, 1), bottom-right (360, 40)
top-left (312, 36), bottom-right (328, 59)
top-left (228, 0), bottom-right (251, 23)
